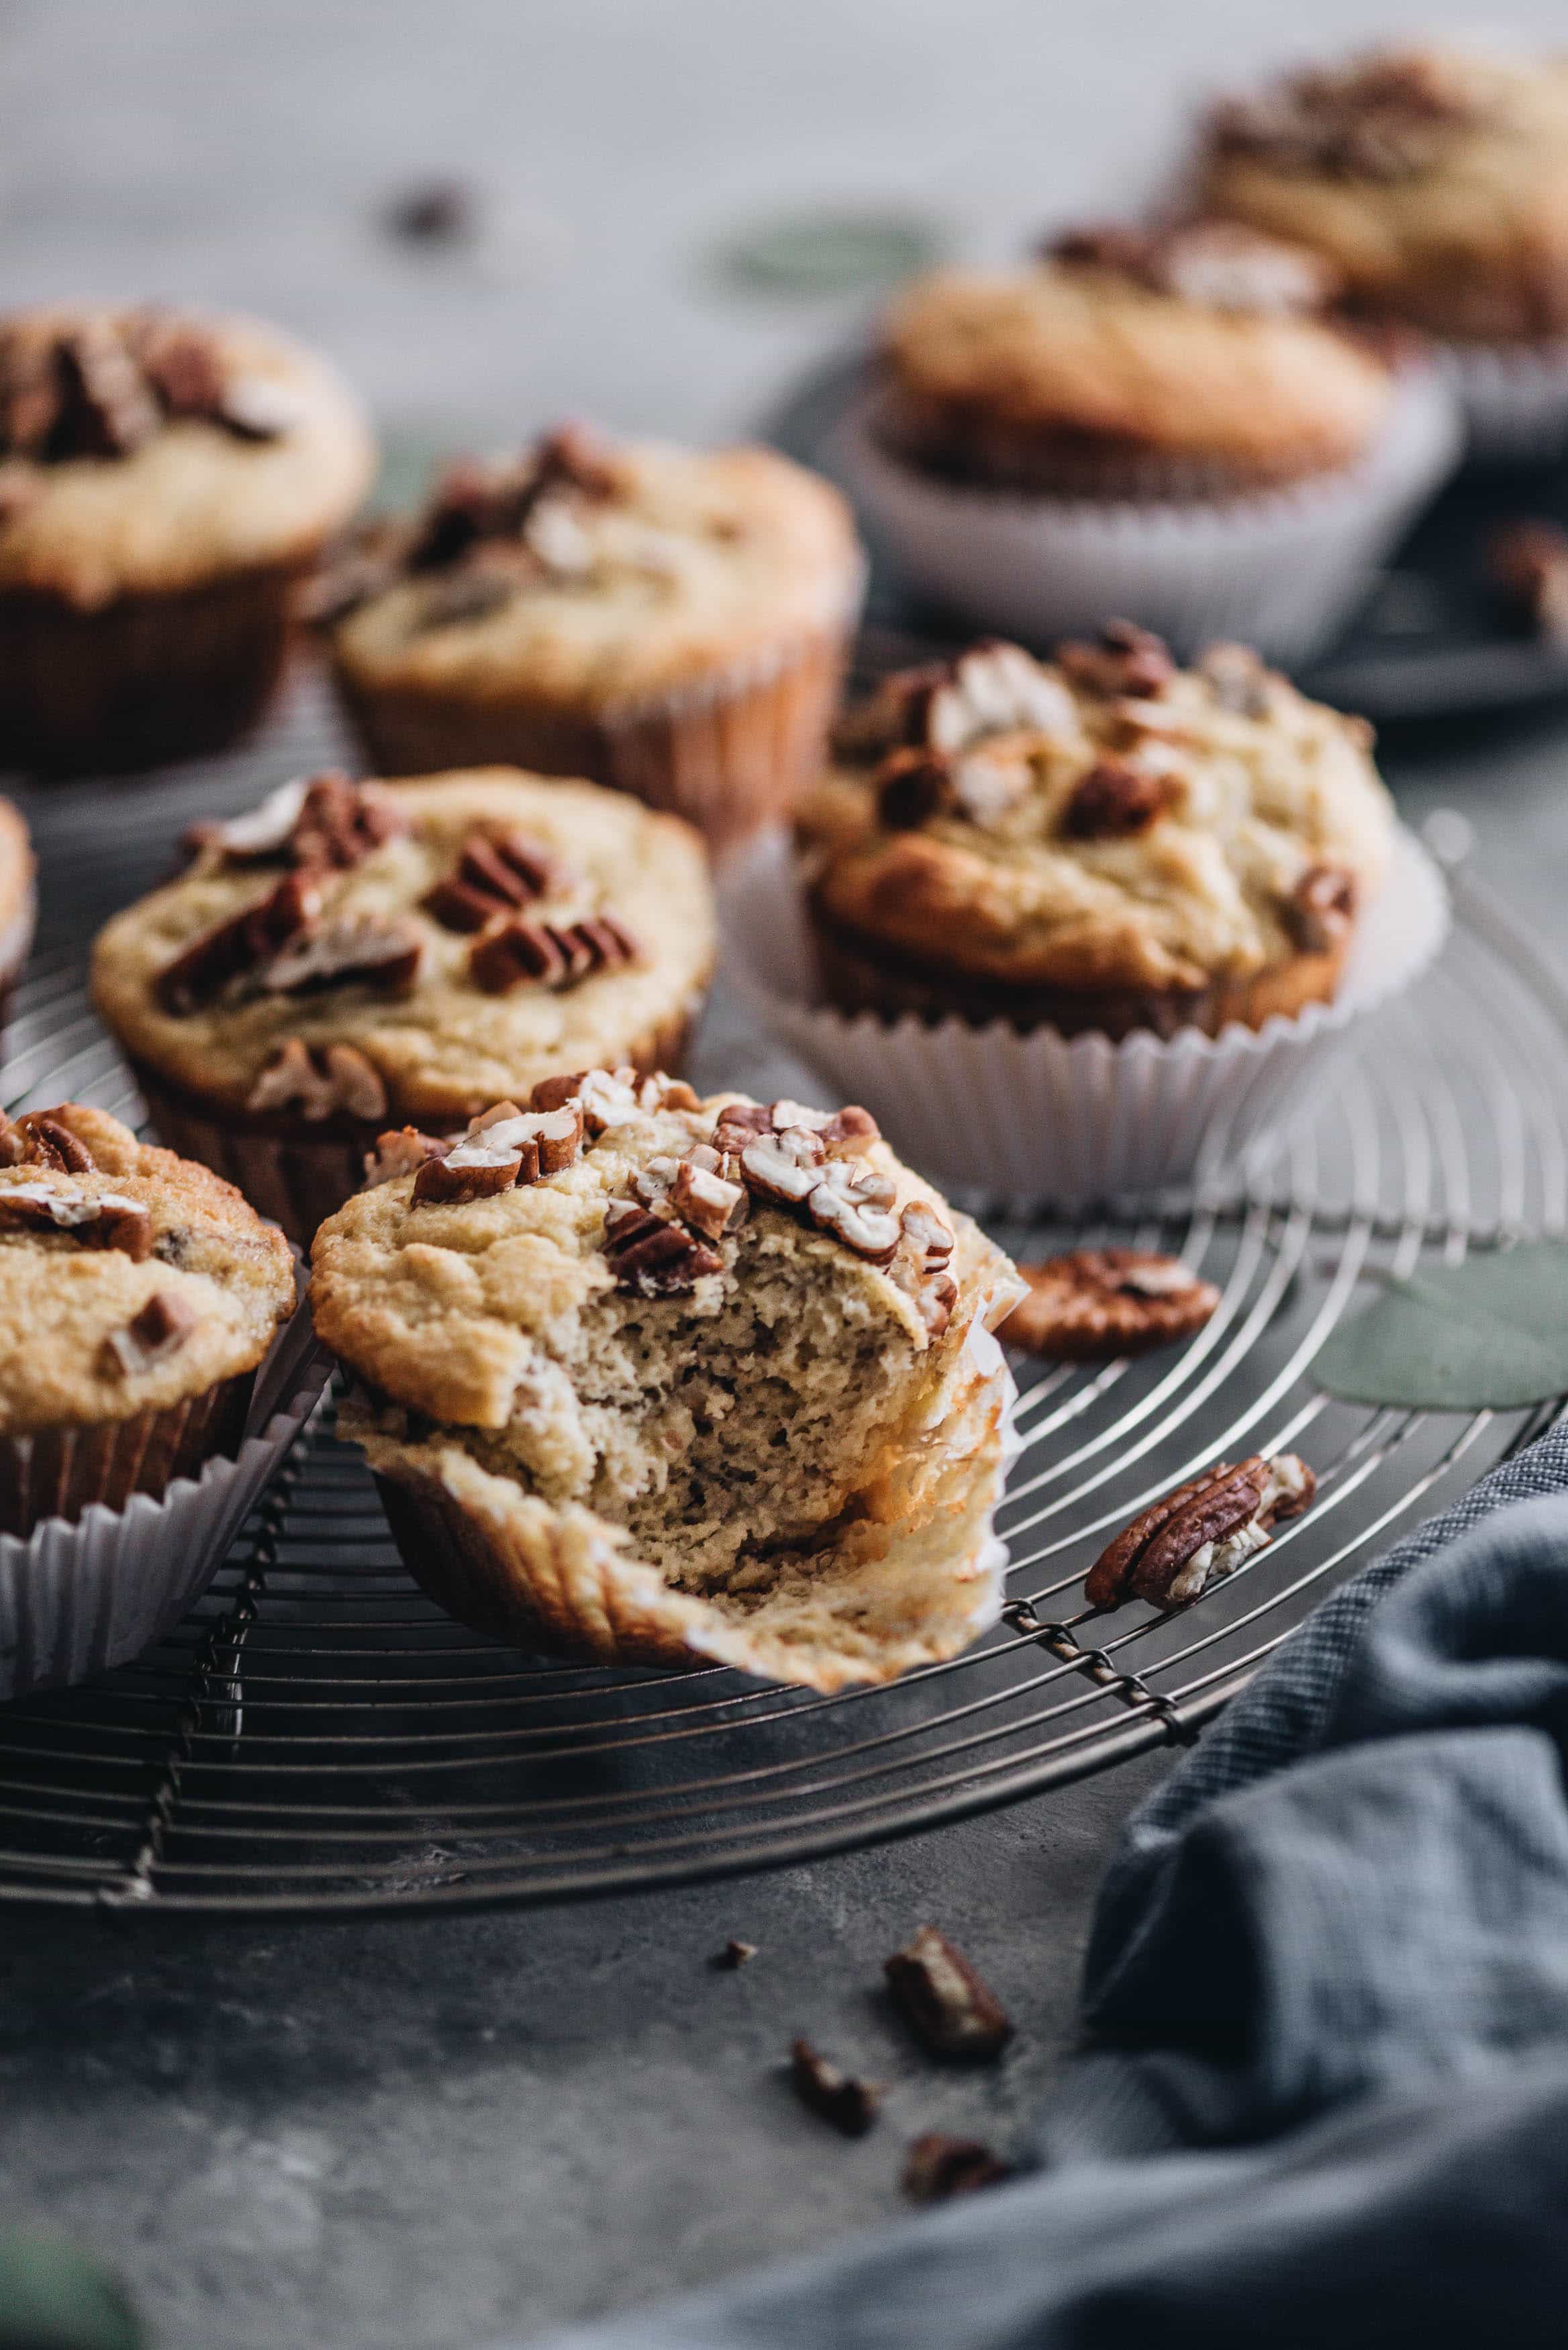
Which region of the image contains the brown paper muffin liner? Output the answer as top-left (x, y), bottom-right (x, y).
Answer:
top-left (0, 1368), bottom-right (252, 1540)
top-left (331, 622), bottom-right (857, 857)
top-left (127, 1000), bottom-right (705, 1245)
top-left (0, 555), bottom-right (319, 778)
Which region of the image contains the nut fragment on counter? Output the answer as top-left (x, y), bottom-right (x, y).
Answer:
top-left (789, 2039), bottom-right (883, 2138)
top-left (902, 2132), bottom-right (1013, 2205)
top-left (1000, 1250), bottom-right (1221, 1361)
top-left (884, 1926), bottom-right (1014, 2061)
top-left (1085, 1452), bottom-right (1316, 1611)
top-left (711, 1938), bottom-right (758, 1971)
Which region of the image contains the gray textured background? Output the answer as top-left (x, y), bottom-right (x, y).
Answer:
top-left (4, 5), bottom-right (1568, 2346)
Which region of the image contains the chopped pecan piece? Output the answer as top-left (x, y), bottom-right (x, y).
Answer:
top-left (1086, 1452), bottom-right (1315, 1611)
top-left (926, 641), bottom-right (1078, 755)
top-left (246, 1040), bottom-right (388, 1123)
top-left (413, 1103), bottom-right (585, 1203)
top-left (0, 1183), bottom-right (152, 1259)
top-left (361, 1127), bottom-right (450, 1188)
top-left (103, 1287), bottom-right (197, 1376)
top-left (1154, 222), bottom-right (1338, 317)
top-left (530, 419), bottom-right (622, 503)
top-left (1061, 759), bottom-right (1177, 841)
top-left (807, 1160), bottom-right (899, 1264)
top-left (1001, 1249), bottom-right (1220, 1361)
top-left (789, 2040), bottom-right (883, 2138)
top-left (1056, 619), bottom-right (1175, 701)
top-left (1208, 48), bottom-right (1485, 182)
top-left (1197, 641), bottom-right (1276, 718)
top-left (669, 1158), bottom-right (747, 1241)
top-left (530, 1068), bottom-right (699, 1133)
top-left (877, 747), bottom-right (954, 830)
top-left (254, 916), bottom-right (423, 999)
top-left (132, 314), bottom-right (228, 418)
top-left (898, 1201), bottom-right (955, 1278)
top-left (1283, 865), bottom-right (1357, 954)
top-left (156, 873), bottom-right (320, 1015)
top-left (422, 830), bottom-right (560, 931)
top-left (51, 320), bottom-right (162, 459)
top-left (902, 2132), bottom-right (1012, 2204)
top-left (740, 1126), bottom-right (827, 1207)
top-left (885, 1925), bottom-right (1014, 2060)
top-left (15, 1112), bottom-right (96, 1174)
top-left (602, 1201), bottom-right (723, 1295)
top-left (469, 915), bottom-right (640, 995)
top-left (712, 1937), bottom-right (758, 1970)
top-left (412, 564), bottom-right (522, 631)
top-left (1489, 520), bottom-right (1568, 644)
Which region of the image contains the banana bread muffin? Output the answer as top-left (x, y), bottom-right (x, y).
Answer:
top-left (797, 630), bottom-right (1393, 1038)
top-left (321, 422), bottom-right (865, 853)
top-left (871, 233), bottom-right (1394, 497)
top-left (91, 767), bottom-right (716, 1241)
top-left (1196, 45), bottom-right (1568, 344)
top-left (313, 1076), bottom-right (1024, 1691)
top-left (0, 302), bottom-right (375, 774)
top-left (0, 1102), bottom-right (295, 1534)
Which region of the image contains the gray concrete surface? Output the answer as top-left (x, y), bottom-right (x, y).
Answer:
top-left (5, 3), bottom-right (1568, 2345)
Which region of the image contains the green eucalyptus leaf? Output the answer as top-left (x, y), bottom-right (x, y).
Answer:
top-left (1315, 1241), bottom-right (1568, 1411)
top-left (0, 2233), bottom-right (142, 2350)
top-left (714, 209), bottom-right (946, 298)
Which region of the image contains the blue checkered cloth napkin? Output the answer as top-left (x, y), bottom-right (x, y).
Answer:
top-left (530, 1415), bottom-right (1568, 2349)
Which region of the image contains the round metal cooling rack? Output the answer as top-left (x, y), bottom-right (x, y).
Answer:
top-left (1, 679), bottom-right (1566, 1916)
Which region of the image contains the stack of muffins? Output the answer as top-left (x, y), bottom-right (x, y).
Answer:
top-left (2, 34), bottom-right (1502, 1693)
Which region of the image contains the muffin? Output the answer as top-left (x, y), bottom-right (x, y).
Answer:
top-left (1195, 45), bottom-right (1568, 457)
top-left (0, 303), bottom-right (375, 774)
top-left (91, 767), bottom-right (716, 1242)
top-left (321, 422), bottom-right (865, 853)
top-left (0, 797), bottom-right (36, 1049)
top-left (0, 1101), bottom-right (295, 1536)
top-left (838, 231), bottom-right (1458, 659)
top-left (313, 1075), bottom-right (1024, 1692)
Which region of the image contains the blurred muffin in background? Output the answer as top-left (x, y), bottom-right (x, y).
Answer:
top-left (0, 798), bottom-right (34, 1058)
top-left (1193, 44), bottom-right (1568, 458)
top-left (0, 304), bottom-right (375, 775)
top-left (835, 229), bottom-right (1459, 662)
top-left (320, 422), bottom-right (865, 855)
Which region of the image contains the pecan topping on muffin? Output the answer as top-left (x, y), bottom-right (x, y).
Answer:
top-left (0, 1184), bottom-right (152, 1260)
top-left (422, 830), bottom-right (560, 931)
top-left (156, 872), bottom-right (321, 1014)
top-left (469, 914), bottom-right (641, 995)
top-left (246, 1039), bottom-right (389, 1123)
top-left (1044, 220), bottom-right (1340, 316)
top-left (0, 306), bottom-right (302, 461)
top-left (185, 773), bottom-right (407, 873)
top-left (1207, 46), bottom-right (1490, 182)
top-left (413, 1100), bottom-right (586, 1204)
top-left (0, 1109), bottom-right (97, 1173)
top-left (1056, 620), bottom-right (1176, 701)
top-left (1001, 1249), bottom-right (1221, 1360)
top-left (1284, 864), bottom-right (1358, 953)
top-left (1061, 759), bottom-right (1178, 840)
top-left (1086, 1453), bottom-right (1315, 1609)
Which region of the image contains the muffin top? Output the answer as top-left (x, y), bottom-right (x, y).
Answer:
top-left (798, 630), bottom-right (1393, 995)
top-left (324, 422), bottom-right (864, 708)
top-left (0, 304), bottom-right (376, 606)
top-left (874, 235), bottom-right (1394, 489)
top-left (0, 1102), bottom-right (294, 1438)
top-left (0, 798), bottom-right (34, 944)
top-left (91, 769), bottom-right (716, 1127)
top-left (1197, 46), bottom-right (1568, 340)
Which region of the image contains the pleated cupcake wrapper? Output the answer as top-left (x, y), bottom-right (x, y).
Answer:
top-left (0, 1277), bottom-right (333, 1699)
top-left (721, 825), bottom-right (1451, 1215)
top-left (834, 369), bottom-right (1461, 665)
top-left (1432, 336), bottom-right (1568, 463)
top-left (129, 998), bottom-right (705, 1246)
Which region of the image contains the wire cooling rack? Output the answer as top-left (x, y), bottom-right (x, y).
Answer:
top-left (0, 673), bottom-right (1563, 1915)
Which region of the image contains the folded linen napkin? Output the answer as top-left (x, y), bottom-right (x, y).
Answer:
top-left (531, 1417), bottom-right (1568, 2349)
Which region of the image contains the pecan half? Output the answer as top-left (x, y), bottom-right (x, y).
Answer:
top-left (1061, 758), bottom-right (1177, 841)
top-left (246, 1040), bottom-right (388, 1123)
top-left (469, 915), bottom-right (640, 995)
top-left (1056, 620), bottom-right (1175, 701)
top-left (103, 1287), bottom-right (197, 1376)
top-left (885, 1925), bottom-right (1014, 2060)
top-left (1086, 1452), bottom-right (1315, 1610)
top-left (184, 772), bottom-right (407, 873)
top-left (1001, 1249), bottom-right (1220, 1361)
top-left (0, 1183), bottom-right (152, 1260)
top-left (789, 2040), bottom-right (883, 2138)
top-left (602, 1202), bottom-right (723, 1295)
top-left (740, 1125), bottom-right (827, 1207)
top-left (413, 1102), bottom-right (585, 1203)
top-left (1283, 865), bottom-right (1357, 954)
top-left (902, 2133), bottom-right (1012, 2204)
top-left (669, 1157), bottom-right (748, 1242)
top-left (156, 873), bottom-right (320, 1015)
top-left (254, 916), bottom-right (423, 999)
top-left (361, 1127), bottom-right (450, 1188)
top-left (422, 829), bottom-right (560, 931)
top-left (15, 1112), bottom-right (96, 1173)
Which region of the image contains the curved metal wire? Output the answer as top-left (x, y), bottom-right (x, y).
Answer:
top-left (0, 680), bottom-right (1563, 1914)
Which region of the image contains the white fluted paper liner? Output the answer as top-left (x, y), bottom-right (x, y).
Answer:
top-left (721, 825), bottom-right (1450, 1213)
top-left (1432, 337), bottom-right (1568, 463)
top-left (834, 369), bottom-right (1461, 664)
top-left (0, 1274), bottom-right (333, 1700)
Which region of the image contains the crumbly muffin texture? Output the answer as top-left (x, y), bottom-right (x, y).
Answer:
top-left (874, 255), bottom-right (1393, 489)
top-left (799, 630), bottom-right (1393, 996)
top-left (326, 424), bottom-right (863, 708)
top-left (0, 1104), bottom-right (294, 1437)
top-left (0, 306), bottom-right (375, 608)
top-left (91, 769), bottom-right (716, 1127)
top-left (1197, 46), bottom-right (1568, 341)
top-left (315, 1077), bottom-right (1023, 1687)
